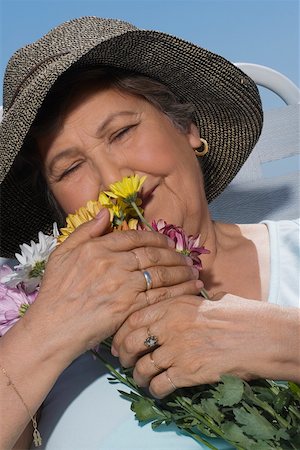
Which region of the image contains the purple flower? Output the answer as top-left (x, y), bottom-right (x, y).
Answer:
top-left (0, 273), bottom-right (38, 336)
top-left (152, 220), bottom-right (210, 270)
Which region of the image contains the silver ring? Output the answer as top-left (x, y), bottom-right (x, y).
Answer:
top-left (142, 270), bottom-right (153, 290)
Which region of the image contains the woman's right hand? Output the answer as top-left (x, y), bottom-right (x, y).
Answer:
top-left (22, 209), bottom-right (202, 367)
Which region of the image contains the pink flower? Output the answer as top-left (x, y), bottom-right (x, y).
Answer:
top-left (0, 273), bottom-right (38, 336)
top-left (152, 220), bottom-right (210, 270)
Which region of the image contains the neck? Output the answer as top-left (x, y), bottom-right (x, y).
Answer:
top-left (196, 219), bottom-right (266, 301)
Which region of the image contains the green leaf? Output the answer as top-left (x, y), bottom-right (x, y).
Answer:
top-left (274, 427), bottom-right (290, 441)
top-left (233, 406), bottom-right (278, 440)
top-left (197, 398), bottom-right (224, 425)
top-left (221, 422), bottom-right (256, 448)
top-left (216, 375), bottom-right (244, 407)
top-left (249, 442), bottom-right (276, 450)
top-left (251, 386), bottom-right (278, 404)
top-left (273, 390), bottom-right (291, 413)
top-left (289, 430), bottom-right (300, 448)
top-left (195, 422), bottom-right (219, 438)
top-left (152, 419), bottom-right (167, 430)
top-left (289, 405), bottom-right (300, 421)
top-left (118, 389), bottom-right (141, 402)
top-left (288, 382), bottom-right (300, 400)
top-left (131, 397), bottom-right (164, 422)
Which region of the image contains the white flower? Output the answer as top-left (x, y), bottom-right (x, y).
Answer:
top-left (3, 224), bottom-right (58, 293)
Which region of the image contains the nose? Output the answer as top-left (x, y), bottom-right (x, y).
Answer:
top-left (94, 154), bottom-right (134, 191)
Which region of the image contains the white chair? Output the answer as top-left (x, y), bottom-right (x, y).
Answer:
top-left (235, 63), bottom-right (300, 106)
top-left (209, 63), bottom-right (300, 223)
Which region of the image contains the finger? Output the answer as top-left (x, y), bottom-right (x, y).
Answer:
top-left (112, 295), bottom-right (201, 357)
top-left (149, 369), bottom-right (178, 398)
top-left (133, 350), bottom-right (169, 387)
top-left (113, 307), bottom-right (161, 357)
top-left (55, 208), bottom-right (111, 253)
top-left (137, 265), bottom-right (199, 292)
top-left (96, 229), bottom-right (175, 253)
top-left (117, 325), bottom-right (163, 368)
top-left (130, 246), bottom-right (194, 271)
top-left (137, 280), bottom-right (204, 307)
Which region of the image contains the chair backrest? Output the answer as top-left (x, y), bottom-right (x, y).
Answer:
top-left (235, 63), bottom-right (300, 106)
top-left (209, 64), bottom-right (300, 223)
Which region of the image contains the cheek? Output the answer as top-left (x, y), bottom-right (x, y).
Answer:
top-left (129, 132), bottom-right (179, 175)
top-left (136, 149), bottom-right (175, 174)
top-left (50, 175), bottom-right (100, 214)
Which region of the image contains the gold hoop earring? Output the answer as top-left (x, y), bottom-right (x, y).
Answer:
top-left (194, 138), bottom-right (209, 157)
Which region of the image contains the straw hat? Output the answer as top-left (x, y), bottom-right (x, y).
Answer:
top-left (0, 16), bottom-right (263, 257)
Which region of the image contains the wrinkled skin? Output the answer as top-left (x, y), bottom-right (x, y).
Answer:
top-left (112, 294), bottom-right (299, 398)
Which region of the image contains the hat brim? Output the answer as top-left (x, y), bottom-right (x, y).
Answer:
top-left (0, 18), bottom-right (263, 257)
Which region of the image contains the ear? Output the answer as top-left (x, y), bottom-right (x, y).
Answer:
top-left (186, 123), bottom-right (201, 148)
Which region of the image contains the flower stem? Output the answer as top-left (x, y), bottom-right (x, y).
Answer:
top-left (200, 287), bottom-right (210, 300)
top-left (130, 201), bottom-right (154, 231)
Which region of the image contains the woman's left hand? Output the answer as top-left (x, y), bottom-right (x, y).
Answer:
top-left (112, 294), bottom-right (300, 398)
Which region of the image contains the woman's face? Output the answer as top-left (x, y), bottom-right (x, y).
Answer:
top-left (39, 87), bottom-right (205, 232)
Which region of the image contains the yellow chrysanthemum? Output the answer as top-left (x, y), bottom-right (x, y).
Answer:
top-left (99, 192), bottom-right (129, 224)
top-left (105, 175), bottom-right (146, 204)
top-left (58, 200), bottom-right (103, 243)
top-left (114, 218), bottom-right (139, 231)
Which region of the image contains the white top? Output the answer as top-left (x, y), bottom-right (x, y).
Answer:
top-left (263, 218), bottom-right (299, 308)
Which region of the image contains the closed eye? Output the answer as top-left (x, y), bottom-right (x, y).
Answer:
top-left (56, 161), bottom-right (84, 181)
top-left (111, 123), bottom-right (138, 142)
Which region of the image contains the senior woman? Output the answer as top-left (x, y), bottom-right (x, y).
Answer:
top-left (0, 16), bottom-right (299, 450)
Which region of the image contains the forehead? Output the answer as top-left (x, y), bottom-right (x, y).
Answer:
top-left (37, 86), bottom-right (150, 149)
top-left (63, 86), bottom-right (146, 119)
top-left (37, 87), bottom-right (157, 158)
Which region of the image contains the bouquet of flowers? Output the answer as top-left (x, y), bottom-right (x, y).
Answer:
top-left (1, 175), bottom-right (299, 450)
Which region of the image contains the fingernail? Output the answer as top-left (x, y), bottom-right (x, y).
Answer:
top-left (111, 346), bottom-right (119, 357)
top-left (196, 280), bottom-right (204, 289)
top-left (96, 209), bottom-right (106, 220)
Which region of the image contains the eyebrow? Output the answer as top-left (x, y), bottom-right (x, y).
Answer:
top-left (48, 148), bottom-right (80, 175)
top-left (95, 111), bottom-right (138, 137)
top-left (48, 111), bottom-right (139, 174)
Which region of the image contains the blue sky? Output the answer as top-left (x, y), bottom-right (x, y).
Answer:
top-left (0, 0), bottom-right (299, 109)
